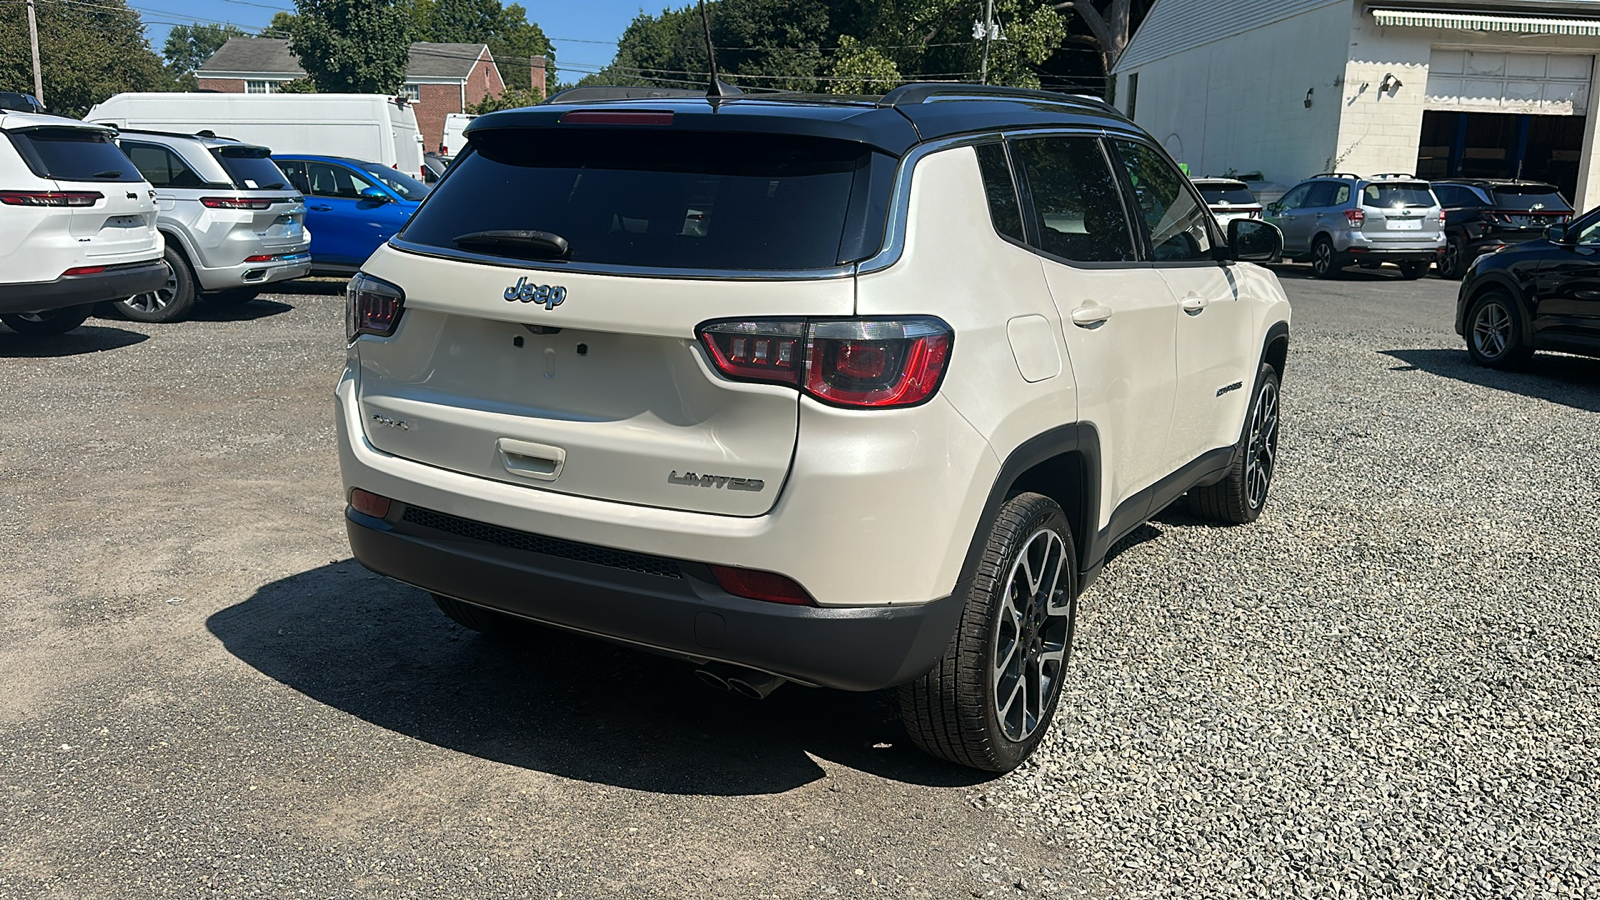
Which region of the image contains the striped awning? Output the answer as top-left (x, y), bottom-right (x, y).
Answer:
top-left (1372, 9), bottom-right (1600, 36)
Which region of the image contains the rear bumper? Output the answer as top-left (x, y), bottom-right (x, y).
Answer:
top-left (346, 505), bottom-right (965, 691)
top-left (194, 253), bottom-right (312, 292)
top-left (0, 259), bottom-right (167, 315)
top-left (1337, 247), bottom-right (1442, 263)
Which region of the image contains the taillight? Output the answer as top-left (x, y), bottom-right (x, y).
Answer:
top-left (346, 272), bottom-right (404, 342)
top-left (200, 196), bottom-right (273, 210)
top-left (708, 565), bottom-right (814, 606)
top-left (1344, 208), bottom-right (1365, 226)
top-left (697, 317), bottom-right (953, 409)
top-left (1439, 209), bottom-right (1447, 226)
top-left (0, 190), bottom-right (101, 207)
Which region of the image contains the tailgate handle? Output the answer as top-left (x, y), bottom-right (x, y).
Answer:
top-left (497, 438), bottom-right (565, 481)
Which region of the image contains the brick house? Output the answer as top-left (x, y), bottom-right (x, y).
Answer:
top-left (196, 38), bottom-right (544, 151)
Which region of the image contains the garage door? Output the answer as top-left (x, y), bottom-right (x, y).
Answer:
top-left (1426, 50), bottom-right (1592, 115)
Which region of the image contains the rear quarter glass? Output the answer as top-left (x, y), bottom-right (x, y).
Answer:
top-left (398, 128), bottom-right (894, 271)
top-left (6, 129), bottom-right (144, 182)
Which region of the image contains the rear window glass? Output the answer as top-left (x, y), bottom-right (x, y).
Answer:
top-left (1362, 184), bottom-right (1435, 207)
top-left (1490, 186), bottom-right (1570, 212)
top-left (400, 129), bottom-right (874, 271)
top-left (6, 128), bottom-right (143, 182)
top-left (211, 146), bottom-right (290, 191)
top-left (1197, 184), bottom-right (1256, 205)
top-left (356, 161), bottom-right (430, 200)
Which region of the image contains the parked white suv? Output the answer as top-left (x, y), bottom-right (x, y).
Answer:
top-left (337, 85), bottom-right (1292, 771)
top-left (1, 112), bottom-right (165, 337)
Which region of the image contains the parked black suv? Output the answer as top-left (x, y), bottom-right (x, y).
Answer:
top-left (1456, 206), bottom-right (1600, 368)
top-left (1432, 179), bottom-right (1572, 279)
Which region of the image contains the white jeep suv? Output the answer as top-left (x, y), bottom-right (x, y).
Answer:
top-left (337, 85), bottom-right (1292, 771)
top-left (1, 112), bottom-right (164, 337)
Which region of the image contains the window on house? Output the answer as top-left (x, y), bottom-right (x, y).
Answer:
top-left (400, 84), bottom-right (421, 101)
top-left (245, 80), bottom-right (278, 94)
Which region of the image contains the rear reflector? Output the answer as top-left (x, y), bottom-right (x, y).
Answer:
top-left (709, 565), bottom-right (814, 606)
top-left (350, 488), bottom-right (392, 518)
top-left (244, 254), bottom-right (274, 263)
top-left (559, 109), bottom-right (675, 126)
top-left (61, 265), bottom-right (106, 276)
top-left (0, 190), bottom-right (101, 207)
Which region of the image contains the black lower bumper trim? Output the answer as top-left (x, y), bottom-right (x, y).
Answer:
top-left (346, 508), bottom-right (966, 691)
top-left (0, 260), bottom-right (168, 315)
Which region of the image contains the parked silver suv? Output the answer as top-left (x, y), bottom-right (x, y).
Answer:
top-left (1267, 173), bottom-right (1443, 279)
top-left (113, 129), bottom-right (310, 322)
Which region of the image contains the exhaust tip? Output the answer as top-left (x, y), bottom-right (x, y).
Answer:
top-left (694, 667), bottom-right (731, 691)
top-left (726, 670), bottom-right (786, 700)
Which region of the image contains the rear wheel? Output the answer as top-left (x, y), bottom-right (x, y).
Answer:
top-left (116, 246), bottom-right (195, 324)
top-left (1465, 290), bottom-right (1533, 369)
top-left (1188, 364), bottom-right (1281, 525)
top-left (899, 493), bottom-right (1077, 773)
top-left (1, 303), bottom-right (93, 337)
top-left (1439, 235), bottom-right (1468, 279)
top-left (1398, 260), bottom-right (1429, 280)
top-left (1310, 236), bottom-right (1341, 279)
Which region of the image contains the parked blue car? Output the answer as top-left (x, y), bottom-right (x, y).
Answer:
top-left (272, 155), bottom-right (429, 276)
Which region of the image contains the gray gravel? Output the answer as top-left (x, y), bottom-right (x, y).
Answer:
top-left (996, 267), bottom-right (1600, 897)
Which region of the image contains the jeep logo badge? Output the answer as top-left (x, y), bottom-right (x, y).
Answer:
top-left (504, 277), bottom-right (567, 310)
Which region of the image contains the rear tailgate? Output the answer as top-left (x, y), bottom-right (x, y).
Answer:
top-left (209, 145), bottom-right (307, 251)
top-left (5, 124), bottom-right (159, 264)
top-left (63, 178), bottom-right (160, 258)
top-left (1360, 181), bottom-right (1440, 242)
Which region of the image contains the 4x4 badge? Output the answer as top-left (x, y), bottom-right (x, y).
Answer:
top-left (503, 277), bottom-right (567, 310)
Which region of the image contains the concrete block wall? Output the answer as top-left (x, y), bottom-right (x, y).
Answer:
top-left (1115, 1), bottom-right (1350, 187)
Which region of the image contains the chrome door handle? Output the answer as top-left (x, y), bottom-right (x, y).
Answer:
top-left (1070, 305), bottom-right (1114, 327)
top-left (1180, 295), bottom-right (1208, 314)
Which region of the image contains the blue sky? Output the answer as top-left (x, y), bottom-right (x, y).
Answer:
top-left (136, 0), bottom-right (663, 78)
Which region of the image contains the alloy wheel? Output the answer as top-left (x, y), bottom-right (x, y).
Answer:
top-left (1312, 242), bottom-right (1332, 276)
top-left (991, 527), bottom-right (1071, 742)
top-left (1245, 380), bottom-right (1280, 510)
top-left (125, 262), bottom-right (177, 314)
top-left (1472, 300), bottom-right (1511, 360)
top-left (1443, 241), bottom-right (1460, 276)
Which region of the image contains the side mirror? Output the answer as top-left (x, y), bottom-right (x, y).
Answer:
top-left (1227, 218), bottom-right (1282, 263)
top-left (1546, 223), bottom-right (1570, 244)
top-left (1265, 202), bottom-right (1280, 216)
top-left (359, 186), bottom-right (392, 203)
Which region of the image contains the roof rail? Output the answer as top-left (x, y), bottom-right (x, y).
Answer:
top-left (1310, 172), bottom-right (1362, 180)
top-left (544, 85), bottom-right (710, 105)
top-left (109, 126), bottom-right (243, 143)
top-left (1369, 171), bottom-right (1420, 180)
top-left (877, 83), bottom-right (1118, 114)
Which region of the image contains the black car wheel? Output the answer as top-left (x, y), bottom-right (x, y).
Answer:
top-left (1188, 363), bottom-right (1281, 524)
top-left (1439, 236), bottom-right (1468, 280)
top-left (1310, 236), bottom-right (1341, 279)
top-left (1465, 290), bottom-right (1533, 369)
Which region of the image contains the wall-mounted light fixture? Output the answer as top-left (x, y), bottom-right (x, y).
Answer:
top-left (1380, 73), bottom-right (1403, 92)
top-left (1305, 87), bottom-right (1314, 108)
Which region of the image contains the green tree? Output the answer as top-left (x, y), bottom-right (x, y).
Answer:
top-left (0, 0), bottom-right (170, 116)
top-left (164, 22), bottom-right (249, 76)
top-left (411, 0), bottom-right (555, 89)
top-left (289, 0), bottom-right (412, 93)
top-left (264, 11), bottom-right (299, 38)
top-left (276, 77), bottom-right (318, 93)
top-left (827, 35), bottom-right (899, 95)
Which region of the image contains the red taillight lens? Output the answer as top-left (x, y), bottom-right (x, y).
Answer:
top-left (0, 190), bottom-right (101, 207)
top-left (244, 254), bottom-right (274, 263)
top-left (698, 317), bottom-right (953, 409)
top-left (708, 565), bottom-right (814, 606)
top-left (349, 488), bottom-right (392, 518)
top-left (346, 272), bottom-right (404, 342)
top-left (61, 265), bottom-right (106, 276)
top-left (1439, 209), bottom-right (1447, 226)
top-left (1344, 208), bottom-right (1365, 226)
top-left (200, 196), bottom-right (273, 210)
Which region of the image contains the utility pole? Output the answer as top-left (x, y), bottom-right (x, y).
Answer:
top-left (26, 0), bottom-right (44, 104)
top-left (979, 0), bottom-right (994, 84)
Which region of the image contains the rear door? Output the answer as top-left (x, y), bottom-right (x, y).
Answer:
top-left (356, 127), bottom-right (879, 516)
top-left (1269, 183), bottom-right (1312, 254)
top-left (208, 144), bottom-right (306, 254)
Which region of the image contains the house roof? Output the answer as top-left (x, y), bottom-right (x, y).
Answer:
top-left (197, 38), bottom-right (491, 81)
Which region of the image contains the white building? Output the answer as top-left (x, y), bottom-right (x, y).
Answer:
top-left (1113, 0), bottom-right (1600, 208)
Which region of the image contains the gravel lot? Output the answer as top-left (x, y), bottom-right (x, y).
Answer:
top-left (2, 267), bottom-right (1597, 898)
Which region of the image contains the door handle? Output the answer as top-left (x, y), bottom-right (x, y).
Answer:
top-left (309, 204), bottom-right (332, 211)
top-left (1180, 295), bottom-right (1208, 314)
top-left (1070, 305), bottom-right (1114, 327)
top-left (497, 437), bottom-right (565, 481)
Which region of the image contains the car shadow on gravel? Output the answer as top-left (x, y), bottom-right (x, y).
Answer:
top-left (1382, 348), bottom-right (1600, 413)
top-left (0, 324), bottom-right (149, 357)
top-left (208, 560), bottom-right (992, 795)
top-left (267, 278), bottom-right (348, 296)
top-left (183, 299), bottom-right (297, 322)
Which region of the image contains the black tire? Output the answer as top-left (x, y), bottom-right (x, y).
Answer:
top-left (1309, 236), bottom-right (1342, 279)
top-left (1188, 364), bottom-right (1281, 525)
top-left (115, 245), bottom-right (195, 324)
top-left (431, 592), bottom-right (526, 637)
top-left (208, 287), bottom-right (260, 307)
top-left (1398, 260), bottom-right (1429, 280)
top-left (898, 492), bottom-right (1078, 773)
top-left (1, 303), bottom-right (93, 337)
top-left (1438, 235), bottom-right (1468, 280)
top-left (1464, 290), bottom-right (1533, 369)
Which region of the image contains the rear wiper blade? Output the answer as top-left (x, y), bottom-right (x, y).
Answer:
top-left (453, 229), bottom-right (571, 260)
top-left (93, 170), bottom-right (123, 179)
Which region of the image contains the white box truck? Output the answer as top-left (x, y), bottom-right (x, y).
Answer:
top-left (87, 93), bottom-right (425, 179)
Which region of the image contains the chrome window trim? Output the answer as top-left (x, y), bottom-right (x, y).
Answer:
top-left (387, 237), bottom-right (857, 282)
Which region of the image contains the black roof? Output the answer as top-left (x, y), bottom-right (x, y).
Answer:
top-left (473, 83), bottom-right (1136, 157)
